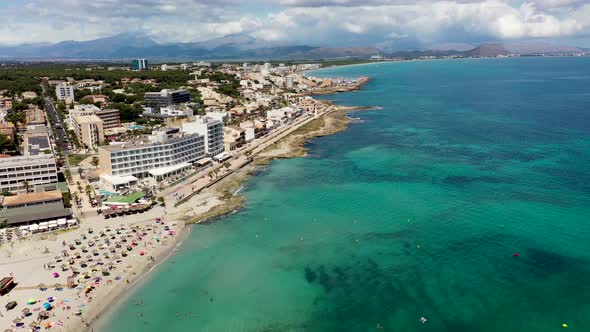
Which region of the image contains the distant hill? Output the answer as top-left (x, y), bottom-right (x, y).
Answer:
top-left (430, 43), bottom-right (475, 52)
top-left (0, 33), bottom-right (585, 61)
top-left (464, 44), bottom-right (509, 57)
top-left (388, 49), bottom-right (464, 58)
top-left (0, 33), bottom-right (378, 61)
top-left (503, 42), bottom-right (585, 54)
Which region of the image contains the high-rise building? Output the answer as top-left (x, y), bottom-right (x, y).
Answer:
top-left (55, 84), bottom-right (75, 102)
top-left (286, 75), bottom-right (294, 90)
top-left (181, 117), bottom-right (225, 156)
top-left (131, 59), bottom-right (149, 71)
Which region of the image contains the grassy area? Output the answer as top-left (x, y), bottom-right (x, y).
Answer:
top-left (67, 154), bottom-right (88, 167)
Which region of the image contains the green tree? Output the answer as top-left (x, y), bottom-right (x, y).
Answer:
top-left (62, 192), bottom-right (72, 208)
top-left (64, 169), bottom-right (72, 183)
top-left (0, 134), bottom-right (17, 153)
top-left (7, 110), bottom-right (25, 125)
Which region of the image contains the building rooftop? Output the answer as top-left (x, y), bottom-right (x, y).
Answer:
top-left (0, 154), bottom-right (55, 167)
top-left (3, 203), bottom-right (71, 225)
top-left (99, 132), bottom-right (199, 152)
top-left (2, 191), bottom-right (62, 207)
top-left (73, 114), bottom-right (103, 124)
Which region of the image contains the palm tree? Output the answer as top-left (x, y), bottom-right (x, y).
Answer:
top-left (85, 185), bottom-right (93, 200)
top-left (64, 169), bottom-right (72, 183)
top-left (223, 161), bottom-right (231, 171)
top-left (23, 180), bottom-right (30, 193)
top-left (207, 171), bottom-right (214, 181)
top-left (91, 156), bottom-right (99, 168)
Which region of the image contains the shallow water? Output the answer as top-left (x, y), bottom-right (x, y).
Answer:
top-left (104, 57), bottom-right (590, 332)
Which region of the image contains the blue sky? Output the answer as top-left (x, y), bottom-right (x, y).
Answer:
top-left (0, 0), bottom-right (589, 47)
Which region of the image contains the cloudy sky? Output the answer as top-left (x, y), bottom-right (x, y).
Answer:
top-left (0, 0), bottom-right (589, 47)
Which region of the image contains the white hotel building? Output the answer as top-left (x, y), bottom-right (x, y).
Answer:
top-left (0, 155), bottom-right (58, 193)
top-left (98, 130), bottom-right (205, 180)
top-left (181, 117), bottom-right (225, 156)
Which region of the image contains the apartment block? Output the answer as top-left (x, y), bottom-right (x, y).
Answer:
top-left (0, 155), bottom-right (58, 193)
top-left (72, 115), bottom-right (104, 150)
top-left (144, 89), bottom-right (191, 109)
top-left (55, 84), bottom-right (75, 102)
top-left (181, 117), bottom-right (225, 156)
top-left (223, 126), bottom-right (245, 151)
top-left (95, 109), bottom-right (121, 129)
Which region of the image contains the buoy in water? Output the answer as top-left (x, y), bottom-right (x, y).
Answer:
top-left (513, 253), bottom-right (519, 257)
top-left (562, 323), bottom-right (568, 328)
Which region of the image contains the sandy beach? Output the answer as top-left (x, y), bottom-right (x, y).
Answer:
top-left (0, 203), bottom-right (191, 331)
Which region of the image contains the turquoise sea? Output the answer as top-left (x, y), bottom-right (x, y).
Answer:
top-left (103, 57), bottom-right (590, 332)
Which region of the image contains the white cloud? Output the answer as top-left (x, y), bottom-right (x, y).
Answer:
top-left (0, 0), bottom-right (588, 46)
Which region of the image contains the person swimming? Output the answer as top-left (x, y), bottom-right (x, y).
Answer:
top-left (420, 317), bottom-right (428, 323)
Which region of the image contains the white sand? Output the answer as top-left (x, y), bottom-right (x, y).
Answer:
top-left (0, 205), bottom-right (185, 332)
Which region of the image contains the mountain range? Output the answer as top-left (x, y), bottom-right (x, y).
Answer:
top-left (0, 33), bottom-right (586, 61)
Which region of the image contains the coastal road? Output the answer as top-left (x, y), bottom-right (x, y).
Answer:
top-left (167, 105), bottom-right (334, 205)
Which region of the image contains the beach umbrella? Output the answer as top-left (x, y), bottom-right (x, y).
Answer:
top-left (12, 318), bottom-right (22, 324)
top-left (4, 329), bottom-right (13, 332)
top-left (21, 308), bottom-right (31, 315)
top-left (53, 272), bottom-right (60, 278)
top-left (38, 283), bottom-right (46, 290)
top-left (43, 302), bottom-right (52, 310)
top-left (53, 283), bottom-right (62, 289)
top-left (47, 296), bottom-right (55, 302)
top-left (5, 301), bottom-right (17, 310)
top-left (27, 298), bottom-right (37, 305)
top-left (54, 255), bottom-right (62, 260)
top-left (29, 322), bottom-right (39, 329)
